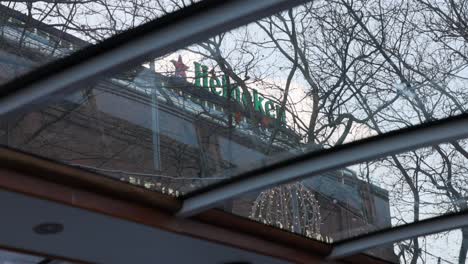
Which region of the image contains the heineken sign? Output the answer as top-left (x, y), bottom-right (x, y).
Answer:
top-left (194, 62), bottom-right (286, 125)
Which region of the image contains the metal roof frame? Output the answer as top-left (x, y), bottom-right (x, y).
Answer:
top-left (179, 113), bottom-right (468, 216)
top-left (1, 0), bottom-right (468, 261)
top-left (0, 0), bottom-right (307, 114)
top-left (328, 210), bottom-right (468, 259)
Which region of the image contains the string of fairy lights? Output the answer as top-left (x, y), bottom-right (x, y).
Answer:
top-left (250, 182), bottom-right (326, 242)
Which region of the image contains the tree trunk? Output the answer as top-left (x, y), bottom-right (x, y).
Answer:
top-left (459, 227), bottom-right (468, 264)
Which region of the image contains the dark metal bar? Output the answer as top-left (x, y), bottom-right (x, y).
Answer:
top-left (178, 113), bottom-right (468, 216)
top-left (328, 210), bottom-right (468, 259)
top-left (0, 0), bottom-right (307, 114)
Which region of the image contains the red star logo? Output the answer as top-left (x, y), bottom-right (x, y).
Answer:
top-left (170, 55), bottom-right (189, 79)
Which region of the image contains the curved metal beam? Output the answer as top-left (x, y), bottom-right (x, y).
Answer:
top-left (328, 211), bottom-right (468, 259)
top-left (178, 113), bottom-right (468, 217)
top-left (0, 0), bottom-right (306, 114)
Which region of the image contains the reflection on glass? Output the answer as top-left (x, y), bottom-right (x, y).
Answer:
top-left (3, 0), bottom-right (468, 192)
top-left (1, 0), bottom-right (468, 256)
top-left (224, 139), bottom-right (468, 262)
top-left (0, 1), bottom-right (198, 84)
top-left (224, 169), bottom-right (393, 243)
top-left (372, 229), bottom-right (466, 264)
top-left (0, 249), bottom-right (41, 264)
top-left (0, 248), bottom-right (74, 264)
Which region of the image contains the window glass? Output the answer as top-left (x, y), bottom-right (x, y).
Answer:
top-left (223, 138), bottom-right (468, 257)
top-left (1, 0), bottom-right (468, 247)
top-left (368, 229), bottom-right (466, 264)
top-left (0, 248), bottom-right (76, 264)
top-left (0, 1), bottom-right (199, 84)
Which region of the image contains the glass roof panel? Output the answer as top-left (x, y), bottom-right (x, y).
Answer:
top-left (0, 0), bottom-right (467, 223)
top-left (0, 247), bottom-right (76, 263)
top-left (0, 248), bottom-right (42, 264)
top-left (0, 1), bottom-right (198, 84)
top-left (368, 229), bottom-right (465, 264)
top-left (221, 138), bottom-right (468, 251)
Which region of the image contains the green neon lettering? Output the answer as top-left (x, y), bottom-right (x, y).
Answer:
top-left (241, 91), bottom-right (252, 108)
top-left (202, 65), bottom-right (209, 90)
top-left (194, 62), bottom-right (203, 88)
top-left (194, 62), bottom-right (287, 125)
top-left (264, 101), bottom-right (275, 118)
top-left (276, 105), bottom-right (286, 124)
top-left (222, 75), bottom-right (229, 97)
top-left (253, 89), bottom-right (265, 114)
top-left (210, 75), bottom-right (223, 95)
top-left (232, 86), bottom-right (241, 102)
